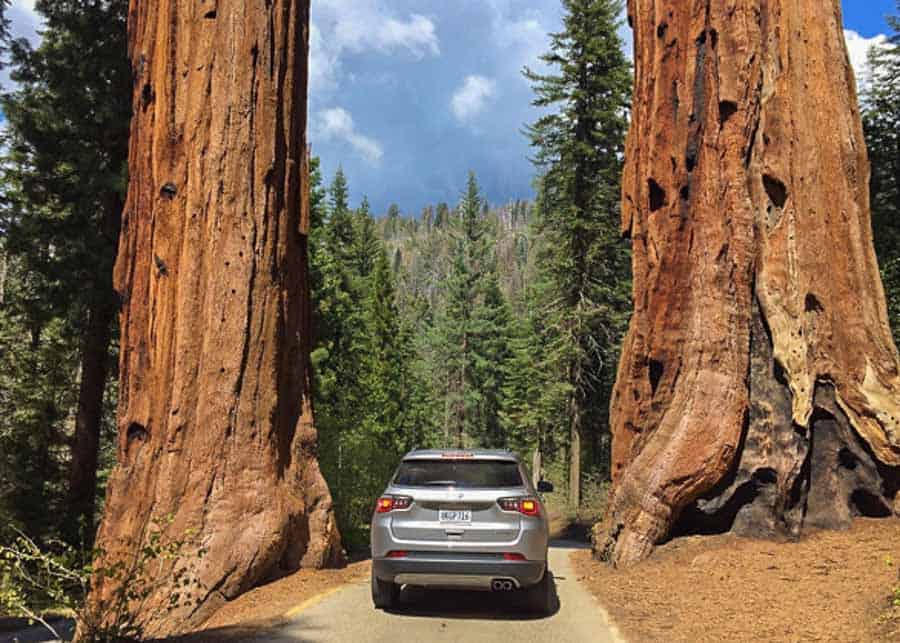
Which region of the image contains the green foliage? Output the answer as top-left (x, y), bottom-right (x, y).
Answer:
top-left (0, 521), bottom-right (205, 642)
top-left (0, 303), bottom-right (78, 538)
top-left (864, 4), bottom-right (900, 344)
top-left (523, 0), bottom-right (633, 484)
top-left (352, 197), bottom-right (380, 277)
top-left (428, 173), bottom-right (513, 447)
top-left (310, 145), bottom-right (632, 536)
top-left (0, 0), bottom-right (128, 547)
top-left (0, 0), bottom-right (9, 71)
top-left (312, 166), bottom-right (420, 547)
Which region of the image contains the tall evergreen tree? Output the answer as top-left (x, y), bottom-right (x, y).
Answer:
top-left (864, 3), bottom-right (900, 342)
top-left (524, 0), bottom-right (632, 506)
top-left (0, 257), bottom-right (79, 539)
top-left (500, 287), bottom-right (561, 460)
top-left (471, 271), bottom-right (514, 448)
top-left (431, 173), bottom-right (506, 446)
top-left (435, 202), bottom-right (450, 229)
top-left (1, 0), bottom-right (130, 546)
top-left (385, 203), bottom-right (401, 240)
top-left (0, 0), bottom-right (9, 71)
top-left (352, 196), bottom-right (380, 278)
top-left (327, 166), bottom-right (354, 263)
top-left (363, 246), bottom-right (406, 447)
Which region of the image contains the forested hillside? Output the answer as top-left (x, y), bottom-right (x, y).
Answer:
top-left (310, 163), bottom-right (630, 543)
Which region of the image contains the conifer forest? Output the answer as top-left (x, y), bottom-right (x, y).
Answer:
top-left (1, 0), bottom-right (899, 639)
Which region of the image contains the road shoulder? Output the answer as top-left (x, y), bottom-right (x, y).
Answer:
top-left (573, 518), bottom-right (900, 642)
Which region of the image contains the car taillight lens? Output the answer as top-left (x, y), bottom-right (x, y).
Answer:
top-left (375, 495), bottom-right (412, 513)
top-left (386, 550), bottom-right (408, 558)
top-left (520, 499), bottom-right (539, 516)
top-left (503, 552), bottom-right (527, 561)
top-left (497, 496), bottom-right (540, 516)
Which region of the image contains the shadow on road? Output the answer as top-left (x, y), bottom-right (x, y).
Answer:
top-left (0, 616), bottom-right (75, 643)
top-left (386, 571), bottom-right (561, 621)
top-left (550, 538), bottom-right (591, 550)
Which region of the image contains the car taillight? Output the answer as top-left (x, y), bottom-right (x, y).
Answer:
top-left (497, 496), bottom-right (541, 516)
top-left (375, 495), bottom-right (412, 513)
top-left (520, 499), bottom-right (539, 516)
top-left (503, 552), bottom-right (527, 561)
top-left (386, 550), bottom-right (408, 558)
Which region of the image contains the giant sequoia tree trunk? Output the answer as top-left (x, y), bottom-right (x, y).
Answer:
top-left (88, 0), bottom-right (342, 635)
top-left (601, 0), bottom-right (900, 566)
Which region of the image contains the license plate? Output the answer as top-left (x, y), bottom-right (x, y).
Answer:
top-left (439, 509), bottom-right (471, 524)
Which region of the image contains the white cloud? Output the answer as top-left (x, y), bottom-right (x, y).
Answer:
top-left (451, 75), bottom-right (497, 123)
top-left (316, 107), bottom-right (383, 164)
top-left (8, 0), bottom-right (40, 43)
top-left (483, 0), bottom-right (553, 78)
top-left (844, 30), bottom-right (889, 91)
top-left (310, 0), bottom-right (439, 95)
top-left (338, 13), bottom-right (438, 58)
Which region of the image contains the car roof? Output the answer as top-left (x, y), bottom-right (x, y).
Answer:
top-left (401, 449), bottom-right (521, 462)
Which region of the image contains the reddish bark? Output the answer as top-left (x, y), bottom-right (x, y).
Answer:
top-left (87, 0), bottom-right (341, 635)
top-left (601, 0), bottom-right (900, 566)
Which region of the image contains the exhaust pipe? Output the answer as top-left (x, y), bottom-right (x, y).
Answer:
top-left (491, 579), bottom-right (515, 591)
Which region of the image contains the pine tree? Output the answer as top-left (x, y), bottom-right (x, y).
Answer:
top-left (500, 291), bottom-right (556, 458)
top-left (352, 196), bottom-right (380, 278)
top-left (363, 246), bottom-right (405, 445)
top-left (310, 166), bottom-right (367, 539)
top-left (0, 0), bottom-right (9, 71)
top-left (471, 270), bottom-right (513, 448)
top-left (0, 255), bottom-right (79, 540)
top-left (524, 0), bottom-right (632, 506)
top-left (431, 173), bottom-right (500, 446)
top-left (327, 166), bottom-right (354, 263)
top-left (864, 4), bottom-right (900, 342)
top-left (435, 202), bottom-right (450, 229)
top-left (0, 0), bottom-right (130, 546)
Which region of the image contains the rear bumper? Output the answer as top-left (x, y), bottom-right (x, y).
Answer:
top-left (373, 555), bottom-right (546, 589)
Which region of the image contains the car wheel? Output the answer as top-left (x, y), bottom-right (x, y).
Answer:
top-left (525, 569), bottom-right (553, 615)
top-left (371, 572), bottom-right (400, 610)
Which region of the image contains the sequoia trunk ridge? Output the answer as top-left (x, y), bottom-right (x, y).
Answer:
top-left (87, 0), bottom-right (342, 635)
top-left (601, 0), bottom-right (900, 565)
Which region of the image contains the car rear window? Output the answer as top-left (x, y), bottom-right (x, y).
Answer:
top-left (392, 459), bottom-right (523, 488)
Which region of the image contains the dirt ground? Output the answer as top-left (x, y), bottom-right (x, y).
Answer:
top-left (574, 518), bottom-right (900, 642)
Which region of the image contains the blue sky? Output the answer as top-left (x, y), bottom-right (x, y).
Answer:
top-left (3, 0), bottom-right (896, 215)
top-left (844, 1), bottom-right (895, 36)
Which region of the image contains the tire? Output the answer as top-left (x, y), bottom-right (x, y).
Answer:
top-left (525, 569), bottom-right (553, 615)
top-left (371, 571), bottom-right (400, 610)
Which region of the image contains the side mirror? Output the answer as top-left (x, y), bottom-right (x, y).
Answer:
top-left (537, 480), bottom-right (554, 493)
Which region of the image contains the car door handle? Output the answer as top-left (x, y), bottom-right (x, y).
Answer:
top-left (445, 529), bottom-right (464, 536)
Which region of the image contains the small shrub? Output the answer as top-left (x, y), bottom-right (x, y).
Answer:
top-left (0, 519), bottom-right (205, 642)
top-left (577, 473), bottom-right (610, 525)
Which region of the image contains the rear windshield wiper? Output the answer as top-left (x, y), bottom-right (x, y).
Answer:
top-left (424, 480), bottom-right (457, 486)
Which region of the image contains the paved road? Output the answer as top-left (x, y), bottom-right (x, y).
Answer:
top-left (252, 542), bottom-right (622, 643)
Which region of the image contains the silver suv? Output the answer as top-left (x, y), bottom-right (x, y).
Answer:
top-left (370, 449), bottom-right (554, 613)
